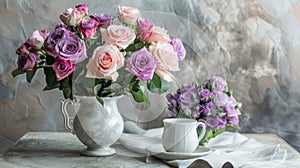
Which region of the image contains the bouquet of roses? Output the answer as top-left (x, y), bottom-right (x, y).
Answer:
top-left (12, 4), bottom-right (186, 105)
top-left (166, 76), bottom-right (242, 144)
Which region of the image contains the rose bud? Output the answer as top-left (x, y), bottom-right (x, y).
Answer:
top-left (26, 29), bottom-right (49, 50)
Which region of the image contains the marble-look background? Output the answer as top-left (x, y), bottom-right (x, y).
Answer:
top-left (1, 0), bottom-right (300, 153)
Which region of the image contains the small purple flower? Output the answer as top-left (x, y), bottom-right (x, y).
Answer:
top-left (203, 102), bottom-right (216, 115)
top-left (224, 104), bottom-right (241, 117)
top-left (126, 47), bottom-right (158, 81)
top-left (217, 116), bottom-right (227, 128)
top-left (45, 27), bottom-right (70, 57)
top-left (169, 38), bottom-right (186, 61)
top-left (17, 53), bottom-right (39, 72)
top-left (91, 13), bottom-right (113, 26)
top-left (212, 76), bottom-right (227, 92)
top-left (206, 116), bottom-right (219, 127)
top-left (229, 116), bottom-right (239, 125)
top-left (214, 92), bottom-right (229, 106)
top-left (199, 88), bottom-right (211, 99)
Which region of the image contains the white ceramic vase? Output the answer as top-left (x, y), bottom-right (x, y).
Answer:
top-left (61, 96), bottom-right (124, 156)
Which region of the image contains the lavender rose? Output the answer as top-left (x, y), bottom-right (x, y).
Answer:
top-left (78, 18), bottom-right (98, 38)
top-left (136, 17), bottom-right (153, 41)
top-left (54, 34), bottom-right (87, 63)
top-left (52, 57), bottom-right (75, 81)
top-left (45, 27), bottom-right (70, 56)
top-left (212, 76), bottom-right (227, 92)
top-left (91, 13), bottom-right (112, 26)
top-left (169, 38), bottom-right (186, 61)
top-left (126, 47), bottom-right (157, 80)
top-left (17, 53), bottom-right (39, 72)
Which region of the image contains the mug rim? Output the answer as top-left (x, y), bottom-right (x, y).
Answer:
top-left (163, 118), bottom-right (197, 124)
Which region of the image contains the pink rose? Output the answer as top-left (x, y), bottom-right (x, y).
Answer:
top-left (100, 25), bottom-right (136, 49)
top-left (52, 57), bottom-right (75, 81)
top-left (136, 17), bottom-right (154, 41)
top-left (118, 6), bottom-right (140, 25)
top-left (147, 26), bottom-right (171, 43)
top-left (86, 44), bottom-right (125, 81)
top-left (76, 4), bottom-right (88, 16)
top-left (155, 65), bottom-right (175, 82)
top-left (59, 8), bottom-right (83, 26)
top-left (149, 42), bottom-right (180, 71)
top-left (26, 29), bottom-right (49, 50)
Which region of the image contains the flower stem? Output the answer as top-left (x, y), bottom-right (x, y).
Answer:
top-left (36, 65), bottom-right (52, 69)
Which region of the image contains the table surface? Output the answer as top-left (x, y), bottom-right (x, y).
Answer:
top-left (0, 132), bottom-right (299, 168)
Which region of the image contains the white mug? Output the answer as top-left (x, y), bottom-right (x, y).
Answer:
top-left (162, 118), bottom-right (206, 153)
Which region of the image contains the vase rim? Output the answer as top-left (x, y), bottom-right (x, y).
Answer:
top-left (74, 95), bottom-right (124, 100)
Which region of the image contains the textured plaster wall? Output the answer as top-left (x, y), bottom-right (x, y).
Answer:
top-left (1, 0), bottom-right (300, 153)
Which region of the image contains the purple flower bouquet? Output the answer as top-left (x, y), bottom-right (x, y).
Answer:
top-left (166, 77), bottom-right (242, 144)
top-left (11, 4), bottom-right (186, 105)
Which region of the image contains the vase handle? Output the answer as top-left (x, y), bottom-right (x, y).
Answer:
top-left (197, 122), bottom-right (206, 142)
top-left (60, 99), bottom-right (75, 134)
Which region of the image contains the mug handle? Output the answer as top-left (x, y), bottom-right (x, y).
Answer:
top-left (197, 122), bottom-right (206, 142)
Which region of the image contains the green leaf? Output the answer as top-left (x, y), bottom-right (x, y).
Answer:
top-left (26, 69), bottom-right (37, 83)
top-left (63, 87), bottom-right (72, 99)
top-left (134, 42), bottom-right (144, 50)
top-left (96, 95), bottom-right (104, 106)
top-left (147, 73), bottom-right (169, 94)
top-left (11, 69), bottom-right (23, 77)
top-left (94, 84), bottom-right (102, 95)
top-left (59, 77), bottom-right (70, 90)
top-left (129, 80), bottom-right (150, 105)
top-left (44, 68), bottom-right (60, 89)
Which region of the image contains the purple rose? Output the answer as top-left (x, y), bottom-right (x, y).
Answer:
top-left (136, 17), bottom-right (153, 41)
top-left (126, 47), bottom-right (157, 80)
top-left (229, 116), bottom-right (239, 125)
top-left (45, 27), bottom-right (70, 56)
top-left (91, 13), bottom-right (113, 26)
top-left (199, 88), bottom-right (211, 99)
top-left (26, 29), bottom-right (49, 50)
top-left (17, 53), bottom-right (39, 72)
top-left (212, 76), bottom-right (227, 92)
top-left (214, 92), bottom-right (229, 106)
top-left (52, 57), bottom-right (75, 81)
top-left (169, 38), bottom-right (186, 61)
top-left (78, 18), bottom-right (98, 37)
top-left (54, 34), bottom-right (87, 63)
top-left (224, 104), bottom-right (241, 117)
